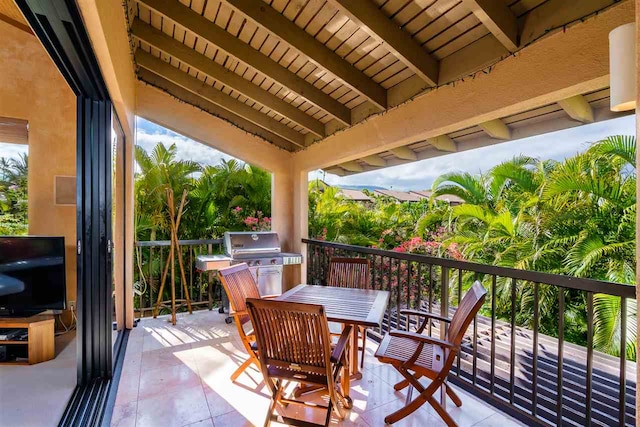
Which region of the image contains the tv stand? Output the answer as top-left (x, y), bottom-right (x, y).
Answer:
top-left (0, 315), bottom-right (54, 365)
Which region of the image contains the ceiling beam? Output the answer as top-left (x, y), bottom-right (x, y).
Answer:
top-left (324, 167), bottom-right (346, 176)
top-left (360, 154), bottom-right (387, 167)
top-left (558, 95), bottom-right (594, 123)
top-left (479, 119), bottom-right (511, 140)
top-left (131, 20), bottom-right (325, 138)
top-left (292, 0), bottom-right (632, 171)
top-left (138, 0), bottom-right (350, 127)
top-left (138, 68), bottom-right (296, 151)
top-left (325, 0), bottom-right (438, 86)
top-left (339, 161), bottom-right (364, 173)
top-left (325, 101), bottom-right (632, 176)
top-left (222, 0), bottom-right (387, 110)
top-left (136, 81), bottom-right (292, 171)
top-left (462, 0), bottom-right (518, 52)
top-left (390, 147), bottom-right (417, 161)
top-left (427, 135), bottom-right (457, 152)
top-left (136, 51), bottom-right (306, 148)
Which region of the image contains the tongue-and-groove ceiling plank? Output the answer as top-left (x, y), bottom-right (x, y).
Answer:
top-left (136, 50), bottom-right (306, 148)
top-left (137, 0), bottom-right (350, 127)
top-left (326, 0), bottom-right (439, 85)
top-left (132, 19), bottom-right (325, 138)
top-left (222, 0), bottom-right (388, 110)
top-left (127, 0), bottom-right (625, 155)
top-left (139, 69), bottom-right (296, 151)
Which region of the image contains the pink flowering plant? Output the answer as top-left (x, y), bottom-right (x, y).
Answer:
top-left (230, 207), bottom-right (271, 231)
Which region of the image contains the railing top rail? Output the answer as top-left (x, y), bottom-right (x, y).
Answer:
top-left (303, 239), bottom-right (635, 299)
top-left (136, 238), bottom-right (223, 247)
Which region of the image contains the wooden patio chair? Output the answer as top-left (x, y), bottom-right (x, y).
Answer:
top-left (218, 263), bottom-right (267, 382)
top-left (246, 298), bottom-right (353, 427)
top-left (327, 257), bottom-right (370, 368)
top-left (374, 281), bottom-right (487, 426)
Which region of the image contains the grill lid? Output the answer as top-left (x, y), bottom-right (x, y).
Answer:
top-left (224, 231), bottom-right (281, 257)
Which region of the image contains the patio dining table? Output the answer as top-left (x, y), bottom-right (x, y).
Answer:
top-left (276, 284), bottom-right (390, 379)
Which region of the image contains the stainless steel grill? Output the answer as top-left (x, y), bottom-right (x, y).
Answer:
top-left (196, 231), bottom-right (303, 321)
top-left (223, 231), bottom-right (302, 296)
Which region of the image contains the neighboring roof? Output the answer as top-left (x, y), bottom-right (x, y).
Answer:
top-left (338, 188), bottom-right (372, 202)
top-left (373, 189), bottom-right (423, 202)
top-left (410, 190), bottom-right (464, 205)
top-left (410, 190), bottom-right (432, 199)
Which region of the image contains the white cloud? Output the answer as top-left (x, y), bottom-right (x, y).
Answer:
top-left (136, 117), bottom-right (235, 167)
top-left (311, 115), bottom-right (636, 190)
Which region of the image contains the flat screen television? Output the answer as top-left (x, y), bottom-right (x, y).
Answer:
top-left (0, 236), bottom-right (66, 317)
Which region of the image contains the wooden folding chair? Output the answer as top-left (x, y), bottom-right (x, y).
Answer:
top-left (246, 298), bottom-right (352, 427)
top-left (375, 281), bottom-right (487, 426)
top-left (327, 257), bottom-right (370, 368)
top-left (217, 263), bottom-right (263, 382)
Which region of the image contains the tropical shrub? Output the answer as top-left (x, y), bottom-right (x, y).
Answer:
top-left (308, 136), bottom-right (637, 360)
top-left (0, 153), bottom-right (28, 235)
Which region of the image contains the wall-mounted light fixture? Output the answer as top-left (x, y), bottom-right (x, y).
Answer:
top-left (609, 23), bottom-right (636, 112)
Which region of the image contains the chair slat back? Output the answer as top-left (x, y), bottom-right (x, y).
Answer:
top-left (218, 263), bottom-right (261, 325)
top-left (327, 257), bottom-right (370, 289)
top-left (247, 298), bottom-right (332, 372)
top-left (447, 281), bottom-right (487, 346)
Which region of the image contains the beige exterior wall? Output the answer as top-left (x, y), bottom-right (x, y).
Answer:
top-left (0, 21), bottom-right (77, 317)
top-left (77, 0), bottom-right (137, 138)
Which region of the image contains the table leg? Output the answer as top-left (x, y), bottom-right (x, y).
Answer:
top-left (350, 325), bottom-right (362, 380)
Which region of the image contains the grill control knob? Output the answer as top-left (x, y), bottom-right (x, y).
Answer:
top-left (271, 259), bottom-right (276, 265)
top-left (254, 260), bottom-right (261, 266)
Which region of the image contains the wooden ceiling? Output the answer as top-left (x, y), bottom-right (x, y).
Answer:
top-left (126, 0), bottom-right (620, 155)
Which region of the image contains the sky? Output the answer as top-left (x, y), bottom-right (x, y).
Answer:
top-left (0, 141), bottom-right (28, 159)
top-left (1, 115), bottom-right (635, 190)
top-left (135, 118), bottom-right (234, 167)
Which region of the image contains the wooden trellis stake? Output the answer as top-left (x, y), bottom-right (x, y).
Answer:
top-left (153, 188), bottom-right (192, 324)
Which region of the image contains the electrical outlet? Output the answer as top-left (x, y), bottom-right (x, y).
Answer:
top-left (69, 300), bottom-right (76, 311)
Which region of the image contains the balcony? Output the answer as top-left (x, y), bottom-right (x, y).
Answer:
top-left (113, 310), bottom-right (524, 427)
top-left (124, 239), bottom-right (635, 427)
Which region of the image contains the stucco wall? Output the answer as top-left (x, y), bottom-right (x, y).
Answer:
top-left (0, 21), bottom-right (77, 314)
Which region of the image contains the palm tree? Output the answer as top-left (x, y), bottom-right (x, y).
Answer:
top-left (429, 140), bottom-right (637, 357)
top-left (134, 143), bottom-right (201, 241)
top-left (0, 153), bottom-right (28, 226)
top-left (189, 159), bottom-right (271, 236)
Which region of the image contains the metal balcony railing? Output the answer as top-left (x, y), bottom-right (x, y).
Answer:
top-left (134, 239), bottom-right (224, 316)
top-left (304, 238), bottom-right (636, 427)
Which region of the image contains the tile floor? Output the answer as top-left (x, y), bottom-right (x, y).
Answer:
top-left (112, 311), bottom-right (525, 427)
top-left (0, 331), bottom-right (76, 427)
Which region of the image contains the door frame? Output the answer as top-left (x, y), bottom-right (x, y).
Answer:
top-left (15, 0), bottom-right (127, 424)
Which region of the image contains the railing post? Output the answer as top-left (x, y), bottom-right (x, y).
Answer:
top-left (306, 243), bottom-right (312, 285)
top-left (207, 243), bottom-right (213, 310)
top-left (297, 239), bottom-right (638, 427)
top-left (440, 266), bottom-right (449, 340)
